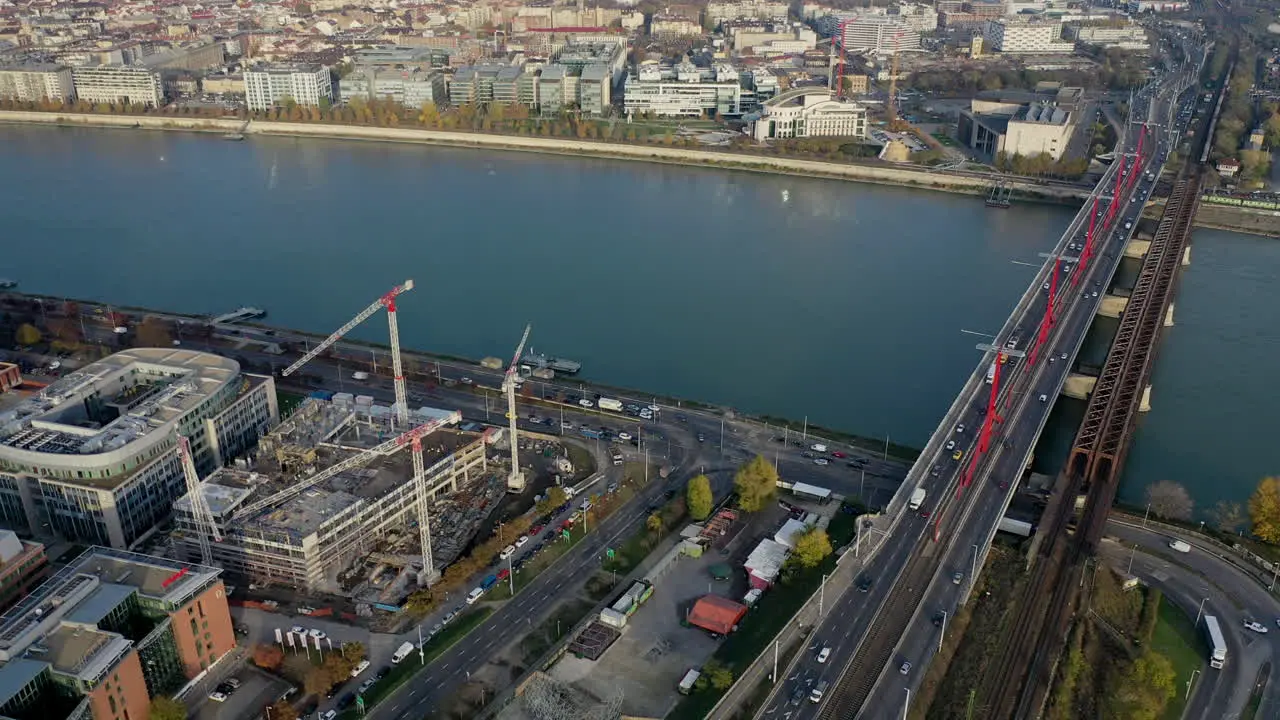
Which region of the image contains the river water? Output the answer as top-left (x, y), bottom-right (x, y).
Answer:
top-left (0, 125), bottom-right (1273, 511)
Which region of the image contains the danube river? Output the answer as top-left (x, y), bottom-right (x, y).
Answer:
top-left (0, 125), bottom-right (1273, 511)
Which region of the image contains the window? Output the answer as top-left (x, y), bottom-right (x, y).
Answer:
top-left (108, 696), bottom-right (117, 713)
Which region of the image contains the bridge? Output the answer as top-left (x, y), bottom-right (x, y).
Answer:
top-left (726, 59), bottom-right (1204, 720)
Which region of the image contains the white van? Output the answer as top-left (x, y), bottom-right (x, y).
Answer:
top-left (466, 587), bottom-right (485, 604)
top-left (1169, 539), bottom-right (1191, 553)
top-left (810, 443), bottom-right (828, 453)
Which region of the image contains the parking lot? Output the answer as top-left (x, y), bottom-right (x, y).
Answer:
top-left (193, 665), bottom-right (291, 720)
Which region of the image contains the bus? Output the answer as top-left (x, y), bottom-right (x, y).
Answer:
top-left (1204, 615), bottom-right (1227, 669)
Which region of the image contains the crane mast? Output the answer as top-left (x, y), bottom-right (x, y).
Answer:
top-left (396, 423), bottom-right (443, 585)
top-left (503, 324), bottom-right (532, 493)
top-left (280, 280), bottom-right (415, 425)
top-left (177, 435), bottom-right (221, 566)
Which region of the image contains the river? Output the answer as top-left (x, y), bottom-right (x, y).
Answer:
top-left (0, 124), bottom-right (1273, 512)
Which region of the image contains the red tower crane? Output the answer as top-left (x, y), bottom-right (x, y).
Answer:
top-left (282, 280), bottom-right (415, 425)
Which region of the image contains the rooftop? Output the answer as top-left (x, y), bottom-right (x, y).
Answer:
top-left (0, 348), bottom-right (238, 471)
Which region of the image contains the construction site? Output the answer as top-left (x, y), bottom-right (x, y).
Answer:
top-left (171, 395), bottom-right (504, 606)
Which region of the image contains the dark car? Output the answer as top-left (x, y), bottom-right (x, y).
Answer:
top-left (856, 574), bottom-right (873, 593)
top-left (932, 612), bottom-right (945, 627)
top-left (375, 666), bottom-right (389, 681)
top-left (337, 693), bottom-right (355, 710)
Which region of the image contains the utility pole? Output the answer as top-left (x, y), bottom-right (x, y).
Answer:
top-left (1194, 597), bottom-right (1207, 627)
top-left (1127, 544), bottom-right (1137, 575)
top-left (939, 610), bottom-right (947, 652)
top-left (773, 640), bottom-right (779, 682)
top-left (1142, 502), bottom-right (1151, 528)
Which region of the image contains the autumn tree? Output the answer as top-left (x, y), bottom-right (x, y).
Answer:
top-left (1144, 481), bottom-right (1193, 521)
top-left (1249, 477), bottom-right (1280, 543)
top-left (135, 316), bottom-right (173, 347)
top-left (536, 485), bottom-right (568, 515)
top-left (266, 702), bottom-right (298, 720)
top-left (1101, 651), bottom-right (1176, 720)
top-left (734, 455), bottom-right (779, 512)
top-left (341, 641), bottom-right (367, 663)
top-left (703, 659), bottom-right (734, 690)
top-left (1208, 500), bottom-right (1245, 534)
top-left (14, 323), bottom-right (40, 346)
top-left (149, 696), bottom-right (187, 720)
top-left (686, 474), bottom-right (713, 520)
top-left (790, 528), bottom-right (833, 569)
top-left (304, 665), bottom-right (335, 695)
top-left (251, 642), bottom-right (284, 671)
top-left (646, 513), bottom-right (663, 534)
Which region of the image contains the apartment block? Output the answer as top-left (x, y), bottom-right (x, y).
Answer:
top-left (244, 63), bottom-right (333, 111)
top-left (0, 65), bottom-right (74, 103)
top-left (70, 66), bottom-right (162, 107)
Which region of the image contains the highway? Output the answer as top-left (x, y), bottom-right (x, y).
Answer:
top-left (739, 64), bottom-right (1196, 720)
top-left (1103, 519), bottom-right (1280, 720)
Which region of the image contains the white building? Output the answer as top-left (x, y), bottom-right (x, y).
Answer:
top-left (340, 68), bottom-right (446, 108)
top-left (70, 65), bottom-right (163, 107)
top-left (0, 64), bottom-right (75, 103)
top-left (624, 62), bottom-right (745, 118)
top-left (959, 99), bottom-right (1075, 160)
top-left (244, 63), bottom-right (333, 111)
top-left (0, 348), bottom-right (279, 548)
top-left (1068, 24), bottom-right (1150, 50)
top-left (840, 16), bottom-right (921, 54)
top-left (1127, 0), bottom-right (1189, 12)
top-left (983, 19), bottom-right (1076, 54)
top-left (895, 4), bottom-right (940, 32)
top-left (706, 0), bottom-right (790, 26)
top-left (751, 88), bottom-right (867, 141)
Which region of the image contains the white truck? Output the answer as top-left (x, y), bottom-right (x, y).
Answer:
top-left (598, 397), bottom-right (623, 412)
top-left (909, 487), bottom-right (927, 511)
top-left (391, 641), bottom-right (415, 664)
top-left (1204, 615), bottom-right (1227, 669)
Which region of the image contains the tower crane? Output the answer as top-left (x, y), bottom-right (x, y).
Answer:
top-left (231, 415), bottom-right (453, 521)
top-left (177, 434), bottom-right (221, 566)
top-left (281, 280), bottom-right (415, 426)
top-left (396, 421), bottom-right (447, 585)
top-left (502, 324), bottom-right (532, 493)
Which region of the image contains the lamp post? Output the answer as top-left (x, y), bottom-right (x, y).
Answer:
top-left (1194, 597), bottom-right (1207, 627)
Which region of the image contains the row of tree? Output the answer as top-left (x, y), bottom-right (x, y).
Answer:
top-left (1143, 477), bottom-right (1280, 547)
top-left (994, 151), bottom-right (1092, 180)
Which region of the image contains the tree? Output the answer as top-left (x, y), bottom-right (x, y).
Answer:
top-left (646, 513), bottom-right (663, 534)
top-left (686, 474), bottom-right (713, 520)
top-left (149, 697), bottom-right (187, 720)
top-left (1144, 481), bottom-right (1193, 521)
top-left (734, 455), bottom-right (779, 512)
top-left (341, 641), bottom-right (367, 663)
top-left (791, 528), bottom-right (833, 568)
top-left (1102, 651), bottom-right (1176, 720)
top-left (536, 485), bottom-right (568, 515)
top-left (251, 642), bottom-right (284, 671)
top-left (304, 665), bottom-right (334, 696)
top-left (136, 316), bottom-right (173, 347)
top-left (1208, 500), bottom-right (1245, 534)
top-left (14, 323), bottom-right (40, 346)
top-left (267, 702), bottom-right (298, 720)
top-left (703, 659), bottom-right (734, 690)
top-left (1249, 477), bottom-right (1280, 543)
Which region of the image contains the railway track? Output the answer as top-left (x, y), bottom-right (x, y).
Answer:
top-left (978, 165), bottom-right (1203, 719)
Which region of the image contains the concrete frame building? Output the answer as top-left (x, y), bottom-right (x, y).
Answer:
top-left (340, 68), bottom-right (446, 108)
top-left (624, 62), bottom-right (746, 118)
top-left (751, 89), bottom-right (868, 141)
top-left (172, 399), bottom-right (488, 593)
top-left (959, 99), bottom-right (1075, 160)
top-left (70, 66), bottom-right (163, 107)
top-left (0, 348), bottom-right (279, 549)
top-left (1067, 24), bottom-right (1150, 50)
top-left (0, 548), bottom-right (234, 720)
top-left (244, 63), bottom-right (333, 111)
top-left (982, 19), bottom-right (1076, 54)
top-left (0, 65), bottom-right (74, 103)
top-left (840, 16), bottom-right (921, 54)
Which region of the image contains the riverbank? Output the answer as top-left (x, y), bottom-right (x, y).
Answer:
top-left (1193, 202), bottom-right (1280, 239)
top-left (0, 109), bottom-right (1089, 205)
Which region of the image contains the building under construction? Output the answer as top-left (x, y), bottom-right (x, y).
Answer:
top-left (172, 396), bottom-right (499, 597)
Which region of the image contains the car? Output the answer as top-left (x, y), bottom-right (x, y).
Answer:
top-left (579, 399), bottom-right (594, 408)
top-left (1060, 352), bottom-right (1067, 360)
top-left (955, 424), bottom-right (965, 433)
top-left (1091, 291), bottom-right (1099, 297)
top-left (208, 691), bottom-right (228, 703)
top-left (223, 678), bottom-right (241, 690)
top-left (290, 625), bottom-right (305, 635)
top-left (899, 661), bottom-right (912, 675)
top-left (337, 692), bottom-right (356, 709)
top-left (790, 686), bottom-right (807, 706)
top-left (831, 451), bottom-right (846, 459)
top-left (460, 377), bottom-right (473, 385)
top-left (359, 678), bottom-right (376, 694)
top-left (696, 433), bottom-right (706, 443)
top-left (500, 545), bottom-right (515, 559)
top-left (946, 440), bottom-right (956, 451)
top-left (309, 629), bottom-right (327, 640)
top-left (375, 666), bottom-right (389, 680)
top-left (856, 574), bottom-right (873, 592)
top-left (952, 571), bottom-right (964, 585)
top-left (350, 660), bottom-right (371, 678)
top-left (561, 421), bottom-right (573, 430)
top-left (813, 458), bottom-right (829, 466)
top-left (647, 404), bottom-right (661, 413)
top-left (1244, 620), bottom-right (1269, 634)
top-left (952, 450), bottom-right (963, 460)
top-left (515, 535), bottom-right (530, 548)
top-left (932, 612), bottom-right (945, 627)
top-left (530, 524), bottom-right (544, 535)
top-left (618, 432), bottom-right (632, 441)
top-left (1039, 394), bottom-right (1048, 403)
top-left (930, 465), bottom-right (940, 477)
top-left (1043, 282), bottom-right (1050, 290)
top-left (920, 510), bottom-right (931, 519)
top-left (321, 712), bottom-right (337, 720)
top-left (429, 623), bottom-right (442, 637)
top-left (441, 611), bottom-right (456, 626)
top-left (817, 646), bottom-right (831, 663)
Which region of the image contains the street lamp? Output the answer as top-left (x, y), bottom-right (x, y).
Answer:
top-left (1184, 669), bottom-right (1200, 701)
top-left (1194, 597), bottom-right (1207, 627)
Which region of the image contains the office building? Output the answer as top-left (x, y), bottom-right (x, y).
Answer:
top-left (244, 63), bottom-right (332, 111)
top-left (0, 65), bottom-right (74, 103)
top-left (0, 348), bottom-right (279, 548)
top-left (840, 16), bottom-right (921, 54)
top-left (959, 99), bottom-right (1075, 160)
top-left (0, 532), bottom-right (47, 614)
top-left (0, 548), bottom-right (233, 720)
top-left (982, 18), bottom-right (1076, 54)
top-left (706, 0), bottom-right (790, 27)
top-left (751, 89), bottom-right (867, 141)
top-left (172, 398), bottom-right (489, 594)
top-left (1067, 25), bottom-right (1150, 50)
top-left (70, 66), bottom-right (163, 107)
top-left (624, 62), bottom-right (745, 118)
top-left (448, 63), bottom-right (507, 105)
top-left (340, 68), bottom-right (446, 108)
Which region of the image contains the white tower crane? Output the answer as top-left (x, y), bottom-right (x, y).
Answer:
top-left (396, 422), bottom-right (445, 585)
top-left (503, 324), bottom-right (532, 493)
top-left (177, 434), bottom-right (221, 566)
top-left (281, 280), bottom-right (415, 425)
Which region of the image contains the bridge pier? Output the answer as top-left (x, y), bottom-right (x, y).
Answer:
top-left (1096, 295), bottom-right (1175, 327)
top-left (1183, 245), bottom-right (1192, 266)
top-left (1124, 238), bottom-right (1151, 259)
top-left (1061, 373), bottom-right (1152, 412)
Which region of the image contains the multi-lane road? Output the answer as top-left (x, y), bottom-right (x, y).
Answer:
top-left (740, 69), bottom-right (1195, 720)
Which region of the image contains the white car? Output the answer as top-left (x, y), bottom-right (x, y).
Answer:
top-left (618, 432), bottom-right (632, 441)
top-left (813, 458), bottom-right (829, 466)
top-left (290, 625), bottom-right (305, 635)
top-left (208, 691), bottom-right (228, 703)
top-left (817, 647), bottom-right (831, 663)
top-left (562, 421), bottom-right (573, 429)
top-left (500, 545), bottom-right (516, 560)
top-left (955, 424), bottom-right (965, 433)
top-left (309, 629), bottom-right (327, 640)
top-left (579, 399), bottom-right (594, 408)
top-left (946, 440), bottom-right (956, 451)
top-left (1245, 620), bottom-right (1269, 634)
top-left (515, 535), bottom-right (530, 548)
top-left (350, 659), bottom-right (372, 678)
top-left (647, 404), bottom-right (661, 413)
top-left (321, 711), bottom-right (337, 720)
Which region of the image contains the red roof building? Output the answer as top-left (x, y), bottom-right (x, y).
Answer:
top-left (688, 595), bottom-right (748, 635)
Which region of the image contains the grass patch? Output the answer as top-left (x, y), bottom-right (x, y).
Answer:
top-left (338, 608), bottom-right (492, 718)
top-left (1148, 597), bottom-right (1207, 720)
top-left (668, 512), bottom-right (856, 719)
top-left (276, 390), bottom-right (306, 418)
top-left (519, 599), bottom-right (595, 667)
